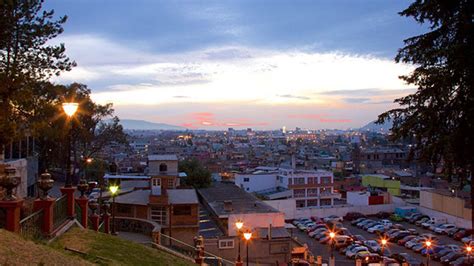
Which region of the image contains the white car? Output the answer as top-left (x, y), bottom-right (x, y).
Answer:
top-left (380, 219), bottom-right (393, 228)
top-left (364, 240), bottom-right (381, 253)
top-left (434, 224), bottom-right (456, 234)
top-left (368, 224), bottom-right (386, 233)
top-left (462, 235), bottom-right (474, 244)
top-left (421, 220), bottom-right (436, 228)
top-left (309, 228), bottom-right (327, 238)
top-left (346, 246), bottom-right (369, 259)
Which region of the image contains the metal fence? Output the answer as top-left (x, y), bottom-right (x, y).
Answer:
top-left (20, 209), bottom-right (44, 240)
top-left (75, 201), bottom-right (82, 225)
top-left (53, 194), bottom-right (68, 230)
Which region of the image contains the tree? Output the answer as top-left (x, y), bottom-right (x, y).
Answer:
top-left (0, 0), bottom-right (75, 160)
top-left (377, 0), bottom-right (474, 227)
top-left (178, 158), bottom-right (212, 188)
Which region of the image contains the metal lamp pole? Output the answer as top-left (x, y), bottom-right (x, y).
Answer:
top-left (243, 231), bottom-right (252, 266)
top-left (236, 221), bottom-right (243, 264)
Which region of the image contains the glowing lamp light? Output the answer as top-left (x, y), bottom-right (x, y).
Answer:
top-left (236, 220), bottom-right (244, 230)
top-left (467, 246), bottom-right (472, 253)
top-left (86, 158), bottom-right (93, 163)
top-left (426, 241), bottom-right (432, 248)
top-left (381, 239), bottom-right (388, 246)
top-left (62, 102), bottom-right (79, 117)
top-left (329, 232), bottom-right (336, 239)
top-left (243, 231), bottom-right (252, 241)
top-left (109, 185), bottom-right (119, 195)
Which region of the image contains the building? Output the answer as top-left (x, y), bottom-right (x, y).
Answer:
top-left (362, 174), bottom-right (401, 196)
top-left (111, 155), bottom-right (199, 245)
top-left (198, 182), bottom-right (293, 264)
top-left (419, 189), bottom-right (471, 228)
top-left (235, 167), bottom-right (340, 208)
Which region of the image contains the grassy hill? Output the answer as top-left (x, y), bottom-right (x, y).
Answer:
top-left (0, 229), bottom-right (91, 265)
top-left (52, 227), bottom-right (194, 266)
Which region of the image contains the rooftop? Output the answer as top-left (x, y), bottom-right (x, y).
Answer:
top-left (168, 189), bottom-right (199, 204)
top-left (115, 189), bottom-right (150, 206)
top-left (198, 182), bottom-right (279, 218)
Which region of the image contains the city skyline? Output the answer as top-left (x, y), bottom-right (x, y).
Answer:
top-left (46, 0), bottom-right (424, 130)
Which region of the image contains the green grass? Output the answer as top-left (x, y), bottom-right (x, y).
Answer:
top-left (52, 227), bottom-right (194, 266)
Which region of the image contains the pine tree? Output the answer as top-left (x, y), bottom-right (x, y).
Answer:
top-left (378, 0), bottom-right (474, 227)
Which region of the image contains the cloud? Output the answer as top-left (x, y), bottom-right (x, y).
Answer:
top-left (288, 114), bottom-right (351, 123)
top-left (277, 94), bottom-right (310, 100)
top-left (342, 98), bottom-right (371, 104)
top-left (319, 88), bottom-right (414, 96)
top-left (173, 95), bottom-right (190, 99)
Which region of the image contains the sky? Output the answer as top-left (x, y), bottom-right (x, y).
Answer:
top-left (45, 0), bottom-right (424, 130)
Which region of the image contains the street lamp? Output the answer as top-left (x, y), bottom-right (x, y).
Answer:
top-left (380, 238), bottom-right (388, 266)
top-left (62, 102), bottom-right (78, 187)
top-left (109, 184), bottom-right (119, 235)
top-left (235, 220), bottom-right (244, 265)
top-left (329, 231), bottom-right (336, 260)
top-left (243, 230), bottom-right (252, 266)
top-left (467, 246), bottom-right (472, 263)
top-left (425, 240), bottom-right (432, 266)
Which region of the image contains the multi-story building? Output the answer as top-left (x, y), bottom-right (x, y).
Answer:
top-left (235, 167), bottom-right (340, 208)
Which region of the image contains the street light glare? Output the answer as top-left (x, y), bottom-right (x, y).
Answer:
top-left (236, 220), bottom-right (243, 230)
top-left (243, 231), bottom-right (252, 241)
top-left (62, 102), bottom-right (78, 117)
top-left (426, 241), bottom-right (432, 247)
top-left (329, 232), bottom-right (335, 238)
top-left (381, 239), bottom-right (387, 245)
top-left (467, 246), bottom-right (472, 252)
top-left (109, 185), bottom-right (119, 195)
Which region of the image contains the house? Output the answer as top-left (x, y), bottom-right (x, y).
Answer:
top-left (112, 155), bottom-right (199, 245)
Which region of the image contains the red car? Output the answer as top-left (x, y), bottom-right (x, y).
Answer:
top-left (454, 229), bottom-right (474, 240)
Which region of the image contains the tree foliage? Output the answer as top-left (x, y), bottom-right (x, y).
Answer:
top-left (0, 0), bottom-right (75, 150)
top-left (377, 0), bottom-right (473, 226)
top-left (378, 0), bottom-right (474, 175)
top-left (178, 158), bottom-right (212, 188)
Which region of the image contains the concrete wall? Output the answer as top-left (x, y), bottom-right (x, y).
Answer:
top-left (234, 173), bottom-right (278, 192)
top-left (346, 191), bottom-right (369, 206)
top-left (149, 160), bottom-right (178, 175)
top-left (420, 190), bottom-right (471, 220)
top-left (264, 199), bottom-right (401, 220)
top-left (227, 212), bottom-right (285, 236)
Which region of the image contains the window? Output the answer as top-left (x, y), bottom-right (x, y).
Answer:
top-left (173, 205), bottom-right (191, 216)
top-left (218, 239), bottom-right (235, 249)
top-left (167, 178), bottom-right (174, 188)
top-left (293, 189), bottom-right (306, 198)
top-left (296, 200), bottom-right (306, 208)
top-left (320, 199), bottom-right (332, 206)
top-left (320, 187), bottom-right (332, 194)
top-left (307, 188), bottom-right (318, 197)
top-left (294, 178), bottom-right (305, 185)
top-left (152, 178), bottom-right (161, 186)
top-left (321, 176), bottom-right (332, 184)
top-left (288, 178), bottom-right (292, 185)
top-left (151, 206), bottom-right (167, 225)
top-left (307, 199), bottom-right (318, 207)
top-left (243, 177), bottom-right (250, 182)
top-left (307, 177), bottom-right (313, 184)
top-left (159, 163), bottom-right (168, 172)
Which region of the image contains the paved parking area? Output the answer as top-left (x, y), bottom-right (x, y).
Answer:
top-left (342, 220), bottom-right (441, 266)
top-left (290, 217), bottom-right (468, 266)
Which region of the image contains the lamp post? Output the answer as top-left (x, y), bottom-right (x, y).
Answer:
top-left (243, 230), bottom-right (252, 266)
top-left (467, 246), bottom-right (472, 263)
top-left (425, 240), bottom-right (432, 266)
top-left (235, 220), bottom-right (244, 265)
top-left (84, 157), bottom-right (93, 179)
top-left (329, 231), bottom-right (336, 265)
top-left (380, 238), bottom-right (388, 266)
top-left (109, 184), bottom-right (119, 235)
top-left (62, 102), bottom-right (78, 187)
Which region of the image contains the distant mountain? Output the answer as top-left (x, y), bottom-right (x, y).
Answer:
top-left (360, 119), bottom-right (393, 132)
top-left (116, 119), bottom-right (185, 130)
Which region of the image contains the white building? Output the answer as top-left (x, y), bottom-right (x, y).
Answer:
top-left (235, 167), bottom-right (340, 208)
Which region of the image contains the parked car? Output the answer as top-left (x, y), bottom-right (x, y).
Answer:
top-left (398, 235), bottom-right (417, 245)
top-left (461, 235), bottom-right (474, 244)
top-left (412, 243), bottom-right (425, 252)
top-left (392, 253), bottom-right (422, 266)
top-left (309, 227), bottom-right (327, 238)
top-left (408, 213), bottom-right (424, 223)
top-left (334, 235), bottom-right (353, 249)
top-left (450, 256), bottom-right (473, 266)
top-left (404, 212), bottom-right (421, 222)
top-left (392, 231), bottom-right (412, 242)
top-left (346, 246), bottom-right (369, 259)
top-left (363, 221), bottom-right (380, 230)
top-left (405, 237), bottom-right (422, 249)
top-left (344, 212), bottom-right (365, 221)
top-left (434, 224), bottom-right (457, 234)
top-left (323, 215), bottom-right (343, 223)
top-left (440, 251), bottom-right (464, 264)
top-left (351, 218), bottom-right (367, 226)
top-left (415, 217), bottom-right (430, 226)
top-left (421, 220), bottom-right (436, 229)
top-left (352, 235), bottom-right (366, 242)
top-left (380, 219), bottom-right (393, 228)
top-left (454, 229), bottom-right (474, 240)
top-left (390, 214), bottom-right (403, 222)
top-left (422, 245), bottom-right (445, 257)
top-left (447, 227), bottom-right (462, 237)
top-left (368, 224), bottom-right (386, 234)
top-left (363, 240), bottom-right (381, 253)
top-left (357, 219), bottom-right (374, 228)
top-left (319, 235), bottom-right (331, 244)
top-left (354, 252), bottom-right (381, 263)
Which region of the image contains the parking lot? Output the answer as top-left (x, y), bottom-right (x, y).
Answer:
top-left (291, 213), bottom-right (471, 266)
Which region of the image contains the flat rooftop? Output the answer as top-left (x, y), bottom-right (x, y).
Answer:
top-left (198, 182), bottom-right (279, 218)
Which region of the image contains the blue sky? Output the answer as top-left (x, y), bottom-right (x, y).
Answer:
top-left (46, 0), bottom-right (424, 129)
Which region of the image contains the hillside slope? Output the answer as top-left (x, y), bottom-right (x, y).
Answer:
top-left (0, 229), bottom-right (91, 265)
